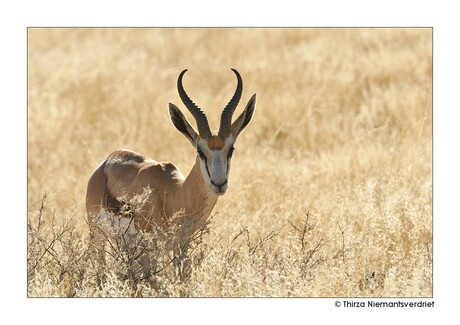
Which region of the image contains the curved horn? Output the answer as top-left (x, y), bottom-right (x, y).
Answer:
top-left (218, 68), bottom-right (243, 137)
top-left (177, 69), bottom-right (212, 139)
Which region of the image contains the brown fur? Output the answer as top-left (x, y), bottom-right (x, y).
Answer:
top-left (206, 136), bottom-right (225, 150)
top-left (86, 149), bottom-right (218, 234)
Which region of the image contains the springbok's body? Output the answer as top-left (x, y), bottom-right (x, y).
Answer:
top-left (86, 149), bottom-right (218, 234)
top-left (86, 69), bottom-right (256, 258)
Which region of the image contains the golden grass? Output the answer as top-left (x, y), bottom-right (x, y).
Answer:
top-left (27, 28), bottom-right (432, 297)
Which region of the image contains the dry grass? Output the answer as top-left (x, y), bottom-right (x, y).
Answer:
top-left (27, 28), bottom-right (432, 297)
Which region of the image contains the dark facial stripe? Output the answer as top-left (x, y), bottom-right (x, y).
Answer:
top-left (198, 150), bottom-right (212, 180)
top-left (204, 159), bottom-right (212, 180)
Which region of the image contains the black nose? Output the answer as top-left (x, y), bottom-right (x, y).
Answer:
top-left (211, 179), bottom-right (228, 190)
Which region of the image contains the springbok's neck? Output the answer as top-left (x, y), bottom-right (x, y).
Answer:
top-left (172, 157), bottom-right (219, 224)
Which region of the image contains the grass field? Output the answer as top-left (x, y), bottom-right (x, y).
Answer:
top-left (27, 28), bottom-right (432, 297)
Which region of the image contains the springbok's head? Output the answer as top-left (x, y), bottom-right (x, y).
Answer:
top-left (169, 69), bottom-right (256, 195)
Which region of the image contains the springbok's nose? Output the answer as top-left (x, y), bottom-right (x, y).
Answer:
top-left (211, 179), bottom-right (228, 193)
top-left (211, 179), bottom-right (228, 188)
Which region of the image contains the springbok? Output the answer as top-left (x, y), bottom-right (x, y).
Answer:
top-left (85, 68), bottom-right (256, 273)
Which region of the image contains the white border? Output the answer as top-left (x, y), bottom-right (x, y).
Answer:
top-left (3, 0), bottom-right (457, 324)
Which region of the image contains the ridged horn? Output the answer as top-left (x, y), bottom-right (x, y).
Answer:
top-left (218, 68), bottom-right (243, 137)
top-left (177, 69), bottom-right (212, 139)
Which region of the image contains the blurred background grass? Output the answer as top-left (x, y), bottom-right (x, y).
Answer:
top-left (27, 28), bottom-right (432, 297)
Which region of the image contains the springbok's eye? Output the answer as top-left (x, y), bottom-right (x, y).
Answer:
top-left (228, 147), bottom-right (235, 159)
top-left (197, 149), bottom-right (206, 160)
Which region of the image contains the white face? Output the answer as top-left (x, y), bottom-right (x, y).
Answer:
top-left (196, 136), bottom-right (235, 195)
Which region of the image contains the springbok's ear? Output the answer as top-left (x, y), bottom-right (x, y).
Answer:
top-left (169, 103), bottom-right (199, 146)
top-left (231, 94), bottom-right (256, 139)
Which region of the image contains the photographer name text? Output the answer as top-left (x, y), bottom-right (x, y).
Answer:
top-left (335, 300), bottom-right (434, 308)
